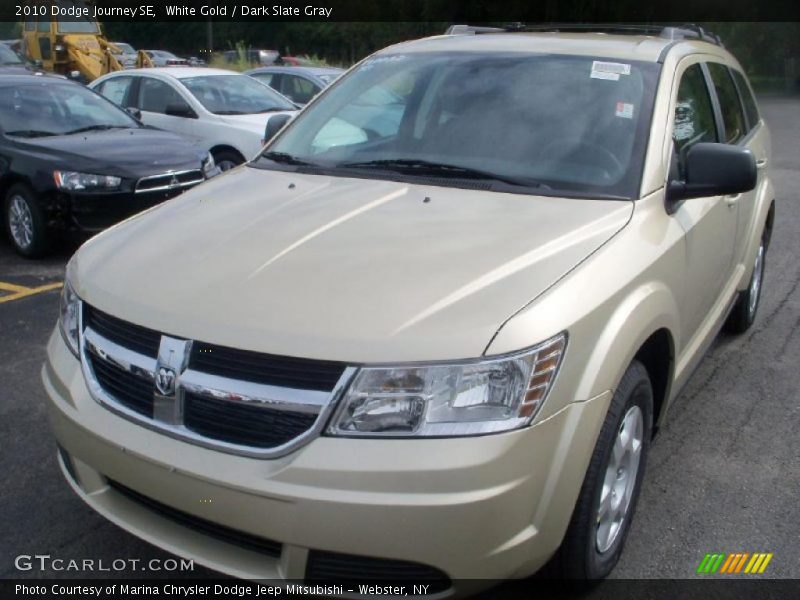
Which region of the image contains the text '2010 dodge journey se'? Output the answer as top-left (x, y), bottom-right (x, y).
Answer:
top-left (44, 24), bottom-right (774, 595)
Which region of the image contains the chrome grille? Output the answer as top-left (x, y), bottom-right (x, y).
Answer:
top-left (135, 169), bottom-right (204, 194)
top-left (80, 303), bottom-right (354, 458)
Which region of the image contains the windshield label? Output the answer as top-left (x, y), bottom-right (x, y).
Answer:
top-left (615, 101), bottom-right (635, 119)
top-left (591, 61), bottom-right (631, 81)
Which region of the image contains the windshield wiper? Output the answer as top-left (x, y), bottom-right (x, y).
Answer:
top-left (64, 124), bottom-right (129, 135)
top-left (215, 110), bottom-right (247, 115)
top-left (5, 129), bottom-right (58, 138)
top-left (256, 107), bottom-right (290, 113)
top-left (261, 151), bottom-right (317, 167)
top-left (338, 159), bottom-right (547, 189)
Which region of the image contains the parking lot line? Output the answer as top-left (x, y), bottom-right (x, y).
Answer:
top-left (0, 281), bottom-right (63, 304)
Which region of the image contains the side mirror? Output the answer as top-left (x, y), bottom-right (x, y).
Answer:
top-left (125, 106), bottom-right (142, 121)
top-left (263, 113), bottom-right (292, 144)
top-left (668, 142), bottom-right (756, 202)
top-left (165, 101), bottom-right (196, 119)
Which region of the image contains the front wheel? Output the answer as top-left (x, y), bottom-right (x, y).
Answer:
top-left (4, 184), bottom-right (51, 258)
top-left (555, 360), bottom-right (653, 581)
top-left (725, 235), bottom-right (766, 334)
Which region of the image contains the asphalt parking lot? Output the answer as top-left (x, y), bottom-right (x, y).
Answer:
top-left (1, 96), bottom-right (798, 590)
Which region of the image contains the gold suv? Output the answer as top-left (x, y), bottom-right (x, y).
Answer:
top-left (44, 24), bottom-right (774, 594)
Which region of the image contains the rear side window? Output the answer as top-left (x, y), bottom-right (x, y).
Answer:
top-left (674, 64), bottom-right (718, 152)
top-left (731, 69), bottom-right (760, 131)
top-left (707, 63), bottom-right (746, 144)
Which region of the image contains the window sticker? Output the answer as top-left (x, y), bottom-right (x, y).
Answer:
top-left (616, 101), bottom-right (635, 119)
top-left (591, 61), bottom-right (632, 81)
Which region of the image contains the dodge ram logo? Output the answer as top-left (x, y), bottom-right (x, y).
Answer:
top-left (155, 366), bottom-right (177, 396)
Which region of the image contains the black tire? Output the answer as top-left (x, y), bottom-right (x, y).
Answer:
top-left (554, 360), bottom-right (653, 582)
top-left (4, 183), bottom-right (51, 258)
top-left (211, 149), bottom-right (245, 172)
top-left (725, 234), bottom-right (766, 334)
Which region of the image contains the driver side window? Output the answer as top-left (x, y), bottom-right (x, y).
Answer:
top-left (674, 64), bottom-right (718, 153)
top-left (138, 77), bottom-right (183, 114)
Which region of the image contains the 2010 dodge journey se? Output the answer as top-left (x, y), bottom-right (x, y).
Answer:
top-left (44, 24), bottom-right (774, 594)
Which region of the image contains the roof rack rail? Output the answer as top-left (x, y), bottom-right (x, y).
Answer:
top-left (444, 23), bottom-right (723, 47)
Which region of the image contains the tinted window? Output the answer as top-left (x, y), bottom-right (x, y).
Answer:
top-left (251, 72), bottom-right (274, 85)
top-left (731, 69), bottom-right (760, 131)
top-left (97, 77), bottom-right (134, 107)
top-left (57, 17), bottom-right (98, 33)
top-left (265, 52), bottom-right (660, 199)
top-left (674, 64), bottom-right (718, 153)
top-left (0, 45), bottom-right (22, 65)
top-left (138, 78), bottom-right (183, 114)
top-left (708, 63), bottom-right (746, 144)
top-left (37, 18), bottom-right (50, 32)
top-left (24, 20), bottom-right (35, 32)
top-left (180, 74), bottom-right (295, 114)
top-left (0, 83), bottom-right (137, 136)
top-left (285, 75), bottom-right (318, 104)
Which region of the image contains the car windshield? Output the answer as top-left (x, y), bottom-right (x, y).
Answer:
top-left (0, 83), bottom-right (138, 137)
top-left (0, 44), bottom-right (22, 65)
top-left (181, 74), bottom-right (296, 114)
top-left (56, 16), bottom-right (99, 34)
top-left (115, 43), bottom-right (135, 54)
top-left (260, 52), bottom-right (660, 198)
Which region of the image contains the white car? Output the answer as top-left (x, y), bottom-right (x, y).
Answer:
top-left (90, 68), bottom-right (298, 170)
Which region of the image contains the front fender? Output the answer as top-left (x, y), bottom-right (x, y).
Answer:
top-left (575, 282), bottom-right (677, 403)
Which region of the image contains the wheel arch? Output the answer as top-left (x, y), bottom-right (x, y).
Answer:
top-left (209, 144), bottom-right (246, 162)
top-left (574, 282), bottom-right (679, 430)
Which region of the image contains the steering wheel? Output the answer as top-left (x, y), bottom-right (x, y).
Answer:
top-left (538, 139), bottom-right (623, 176)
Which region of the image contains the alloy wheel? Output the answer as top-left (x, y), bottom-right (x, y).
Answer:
top-left (596, 404), bottom-right (644, 553)
top-left (748, 242), bottom-right (765, 320)
top-left (8, 194), bottom-right (34, 250)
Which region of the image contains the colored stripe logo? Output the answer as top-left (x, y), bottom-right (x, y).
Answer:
top-left (697, 553), bottom-right (773, 574)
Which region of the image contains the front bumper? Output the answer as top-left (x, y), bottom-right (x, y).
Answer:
top-left (45, 186), bottom-right (199, 233)
top-left (65, 188), bottom-right (190, 232)
top-left (43, 328), bottom-right (610, 592)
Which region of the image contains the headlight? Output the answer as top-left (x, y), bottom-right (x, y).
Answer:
top-left (202, 153), bottom-right (216, 176)
top-left (328, 333), bottom-right (566, 437)
top-left (59, 281), bottom-right (81, 357)
top-left (54, 171), bottom-right (122, 191)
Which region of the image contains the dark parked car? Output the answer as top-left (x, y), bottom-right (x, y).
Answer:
top-left (246, 66), bottom-right (343, 105)
top-left (0, 43), bottom-right (38, 75)
top-left (0, 75), bottom-right (216, 257)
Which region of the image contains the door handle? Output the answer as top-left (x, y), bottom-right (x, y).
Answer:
top-left (725, 194), bottom-right (741, 207)
top-left (756, 157), bottom-right (768, 169)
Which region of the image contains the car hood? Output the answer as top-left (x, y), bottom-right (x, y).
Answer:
top-left (15, 128), bottom-right (206, 177)
top-left (217, 110), bottom-right (296, 132)
top-left (73, 167), bottom-right (633, 363)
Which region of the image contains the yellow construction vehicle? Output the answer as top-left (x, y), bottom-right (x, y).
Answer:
top-left (20, 1), bottom-right (153, 82)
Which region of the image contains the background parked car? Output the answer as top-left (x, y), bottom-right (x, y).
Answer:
top-left (223, 48), bottom-right (279, 66)
top-left (111, 42), bottom-right (138, 69)
top-left (246, 66), bottom-right (344, 105)
top-left (0, 42), bottom-right (36, 75)
top-left (90, 67), bottom-right (297, 170)
top-left (143, 50), bottom-right (188, 67)
top-left (0, 75), bottom-right (215, 257)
